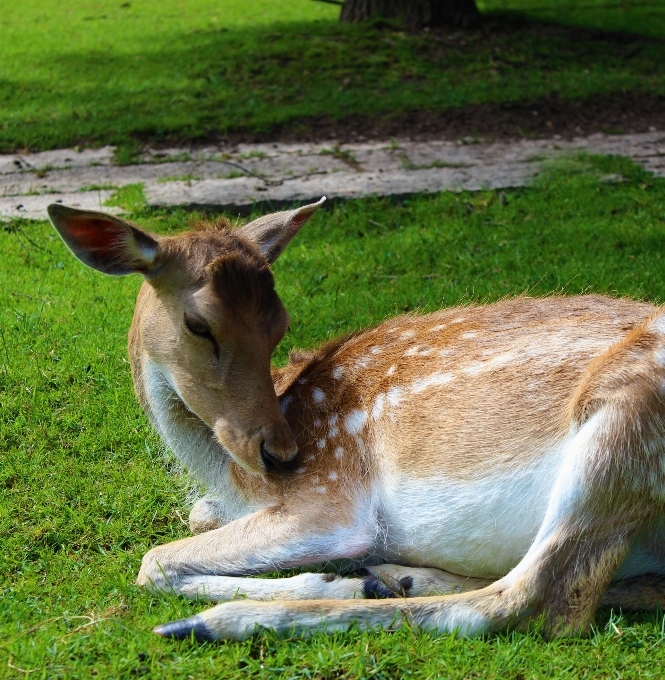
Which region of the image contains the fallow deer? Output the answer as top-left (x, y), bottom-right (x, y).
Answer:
top-left (48, 199), bottom-right (665, 642)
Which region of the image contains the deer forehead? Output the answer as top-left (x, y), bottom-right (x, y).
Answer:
top-left (146, 233), bottom-right (285, 332)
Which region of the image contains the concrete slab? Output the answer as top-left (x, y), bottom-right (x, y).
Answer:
top-left (0, 191), bottom-right (120, 221)
top-left (1, 132), bottom-right (664, 220)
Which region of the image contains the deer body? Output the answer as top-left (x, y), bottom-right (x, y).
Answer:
top-left (48, 200), bottom-right (665, 642)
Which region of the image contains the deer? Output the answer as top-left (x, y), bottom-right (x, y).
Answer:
top-left (48, 198), bottom-right (665, 642)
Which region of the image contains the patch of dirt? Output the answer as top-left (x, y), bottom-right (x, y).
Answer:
top-left (220, 92), bottom-right (665, 146)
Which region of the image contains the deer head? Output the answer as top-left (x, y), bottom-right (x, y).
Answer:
top-left (48, 198), bottom-right (325, 474)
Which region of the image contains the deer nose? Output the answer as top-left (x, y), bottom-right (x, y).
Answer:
top-left (260, 441), bottom-right (295, 474)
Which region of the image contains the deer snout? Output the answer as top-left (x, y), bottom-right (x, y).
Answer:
top-left (213, 404), bottom-right (297, 474)
top-left (259, 420), bottom-right (298, 474)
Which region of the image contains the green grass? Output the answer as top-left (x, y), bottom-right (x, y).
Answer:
top-left (1, 0), bottom-right (664, 153)
top-left (3, 156), bottom-right (665, 677)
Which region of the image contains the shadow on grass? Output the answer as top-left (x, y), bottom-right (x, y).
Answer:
top-left (1, 8), bottom-right (664, 152)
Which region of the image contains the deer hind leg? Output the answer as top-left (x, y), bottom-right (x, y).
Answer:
top-left (601, 574), bottom-right (665, 612)
top-left (154, 402), bottom-right (665, 640)
top-left (598, 520), bottom-right (665, 611)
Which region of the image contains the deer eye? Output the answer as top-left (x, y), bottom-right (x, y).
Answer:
top-left (184, 313), bottom-right (213, 340)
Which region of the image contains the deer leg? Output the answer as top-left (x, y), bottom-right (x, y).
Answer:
top-left (601, 574), bottom-right (665, 612)
top-left (156, 564), bottom-right (492, 604)
top-left (184, 500), bottom-right (492, 600)
top-left (159, 571), bottom-right (402, 603)
top-left (137, 505), bottom-right (386, 600)
top-left (184, 500), bottom-right (492, 601)
top-left (152, 406), bottom-right (665, 640)
top-left (363, 565), bottom-right (493, 597)
top-left (599, 519), bottom-right (665, 611)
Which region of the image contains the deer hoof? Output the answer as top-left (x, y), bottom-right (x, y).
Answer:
top-left (153, 615), bottom-right (214, 641)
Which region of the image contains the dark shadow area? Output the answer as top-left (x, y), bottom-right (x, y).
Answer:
top-left (1, 9), bottom-right (664, 152)
top-left (226, 91), bottom-right (665, 145)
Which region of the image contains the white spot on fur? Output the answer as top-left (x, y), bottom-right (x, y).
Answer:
top-left (334, 446), bottom-right (344, 459)
top-left (295, 467), bottom-right (306, 474)
top-left (387, 386), bottom-right (404, 407)
top-left (656, 347), bottom-right (665, 368)
top-left (412, 372), bottom-right (455, 394)
top-left (312, 388), bottom-right (326, 403)
top-left (387, 364), bottom-right (396, 376)
top-left (306, 455), bottom-right (315, 461)
top-left (451, 317), bottom-right (466, 324)
top-left (418, 347), bottom-right (434, 356)
top-left (332, 366), bottom-right (344, 380)
top-left (400, 329), bottom-right (416, 340)
top-left (316, 486), bottom-right (327, 494)
top-left (329, 426), bottom-right (339, 437)
top-left (314, 418), bottom-right (322, 427)
top-left (317, 439), bottom-right (326, 449)
top-left (355, 357), bottom-right (372, 369)
top-left (463, 363), bottom-right (484, 377)
top-left (464, 350), bottom-right (520, 376)
top-left (372, 393), bottom-right (386, 421)
top-left (328, 471), bottom-right (338, 482)
top-left (650, 315), bottom-right (665, 335)
top-left (462, 331), bottom-right (478, 339)
top-left (312, 476), bottom-right (319, 485)
top-left (429, 324), bottom-right (445, 332)
top-left (328, 414), bottom-right (338, 426)
top-left (345, 410), bottom-right (368, 435)
top-left (403, 346), bottom-right (420, 357)
top-left (370, 346), bottom-right (383, 354)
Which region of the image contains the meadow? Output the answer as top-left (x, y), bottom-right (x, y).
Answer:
top-left (1, 0), bottom-right (664, 153)
top-left (3, 156), bottom-right (665, 677)
top-left (4, 0), bottom-right (665, 676)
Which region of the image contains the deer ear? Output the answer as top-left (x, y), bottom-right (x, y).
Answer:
top-left (240, 197), bottom-right (325, 263)
top-left (47, 204), bottom-right (160, 276)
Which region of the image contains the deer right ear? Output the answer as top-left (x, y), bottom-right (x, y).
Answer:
top-left (48, 204), bottom-right (161, 277)
top-left (240, 197), bottom-right (326, 264)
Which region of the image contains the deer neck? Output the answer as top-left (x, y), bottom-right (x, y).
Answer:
top-left (130, 353), bottom-right (252, 519)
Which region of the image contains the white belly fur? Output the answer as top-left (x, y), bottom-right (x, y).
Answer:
top-left (375, 440), bottom-right (568, 578)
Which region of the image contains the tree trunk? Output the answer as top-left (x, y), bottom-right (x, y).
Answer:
top-left (340, 0), bottom-right (480, 29)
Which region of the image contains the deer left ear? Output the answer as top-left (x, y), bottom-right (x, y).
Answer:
top-left (48, 204), bottom-right (161, 277)
top-left (240, 197), bottom-right (326, 264)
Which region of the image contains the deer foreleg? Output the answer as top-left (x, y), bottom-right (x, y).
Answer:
top-left (155, 565), bottom-right (492, 604)
top-left (137, 505), bottom-right (377, 600)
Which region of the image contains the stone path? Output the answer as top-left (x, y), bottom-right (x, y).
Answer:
top-left (2, 132), bottom-right (665, 221)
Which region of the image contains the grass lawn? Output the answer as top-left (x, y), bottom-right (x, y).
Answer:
top-left (2, 155), bottom-right (665, 677)
top-left (1, 0), bottom-right (664, 153)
